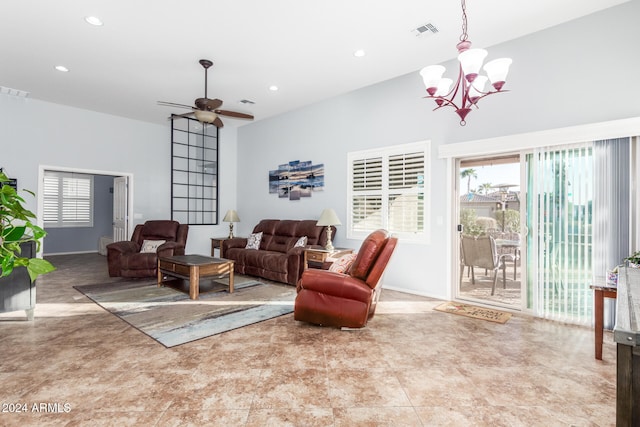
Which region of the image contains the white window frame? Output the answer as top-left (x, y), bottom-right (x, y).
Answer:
top-left (347, 140), bottom-right (430, 243)
top-left (43, 171), bottom-right (94, 228)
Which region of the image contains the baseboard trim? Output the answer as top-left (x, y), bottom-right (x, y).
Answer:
top-left (44, 250), bottom-right (100, 256)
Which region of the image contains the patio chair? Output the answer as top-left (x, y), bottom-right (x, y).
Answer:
top-left (460, 235), bottom-right (514, 295)
top-left (488, 230), bottom-right (521, 280)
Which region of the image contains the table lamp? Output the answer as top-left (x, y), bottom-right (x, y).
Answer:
top-left (316, 208), bottom-right (341, 251)
top-left (223, 210), bottom-right (240, 238)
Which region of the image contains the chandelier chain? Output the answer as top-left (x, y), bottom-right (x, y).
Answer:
top-left (459, 0), bottom-right (468, 42)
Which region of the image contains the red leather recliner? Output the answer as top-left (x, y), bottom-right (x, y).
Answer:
top-left (106, 220), bottom-right (189, 278)
top-left (294, 229), bottom-right (398, 328)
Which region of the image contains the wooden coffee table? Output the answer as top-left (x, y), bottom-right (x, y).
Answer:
top-left (157, 254), bottom-right (234, 300)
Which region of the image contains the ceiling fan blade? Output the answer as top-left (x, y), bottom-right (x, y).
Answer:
top-left (215, 110), bottom-right (254, 120)
top-left (213, 117), bottom-right (224, 128)
top-left (158, 101), bottom-right (193, 110)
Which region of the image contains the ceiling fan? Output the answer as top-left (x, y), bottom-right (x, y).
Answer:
top-left (158, 59), bottom-right (254, 128)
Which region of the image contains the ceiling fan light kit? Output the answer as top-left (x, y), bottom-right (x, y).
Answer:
top-left (158, 59), bottom-right (254, 127)
top-left (193, 110), bottom-right (218, 123)
top-left (420, 0), bottom-right (512, 126)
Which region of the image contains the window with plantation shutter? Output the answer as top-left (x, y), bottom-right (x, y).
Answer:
top-left (347, 141), bottom-right (430, 243)
top-left (43, 171), bottom-right (94, 228)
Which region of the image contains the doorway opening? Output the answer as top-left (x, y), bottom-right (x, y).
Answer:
top-left (457, 155), bottom-right (523, 309)
top-left (37, 166), bottom-right (132, 256)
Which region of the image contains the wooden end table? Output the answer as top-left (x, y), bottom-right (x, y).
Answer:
top-left (590, 280), bottom-right (617, 360)
top-left (158, 254), bottom-right (234, 300)
top-left (304, 248), bottom-right (354, 270)
top-left (210, 237), bottom-right (230, 258)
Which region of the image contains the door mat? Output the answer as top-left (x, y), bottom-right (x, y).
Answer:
top-left (434, 301), bottom-right (512, 324)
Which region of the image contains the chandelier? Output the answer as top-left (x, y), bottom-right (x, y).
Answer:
top-left (420, 0), bottom-right (512, 126)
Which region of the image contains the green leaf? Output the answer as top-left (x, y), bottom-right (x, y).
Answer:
top-left (27, 258), bottom-right (56, 282)
top-left (3, 226), bottom-right (27, 242)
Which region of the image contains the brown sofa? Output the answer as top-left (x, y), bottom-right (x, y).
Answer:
top-left (107, 220), bottom-right (189, 278)
top-left (221, 219), bottom-right (333, 286)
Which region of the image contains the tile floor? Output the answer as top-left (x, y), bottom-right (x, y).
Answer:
top-left (0, 253), bottom-right (616, 426)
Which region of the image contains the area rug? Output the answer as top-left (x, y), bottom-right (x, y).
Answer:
top-left (74, 275), bottom-right (296, 347)
top-left (434, 301), bottom-right (512, 324)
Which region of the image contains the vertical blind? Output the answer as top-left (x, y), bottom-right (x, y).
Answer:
top-left (43, 171), bottom-right (93, 227)
top-left (530, 143), bottom-right (593, 324)
top-left (592, 138), bottom-right (630, 328)
top-left (592, 138), bottom-right (630, 276)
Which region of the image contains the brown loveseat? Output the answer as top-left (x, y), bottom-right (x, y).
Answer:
top-left (106, 220), bottom-right (189, 278)
top-left (221, 219), bottom-right (333, 286)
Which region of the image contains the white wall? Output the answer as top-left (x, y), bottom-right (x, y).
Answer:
top-left (237, 0), bottom-right (640, 298)
top-left (2, 1), bottom-right (638, 294)
top-left (0, 96), bottom-right (237, 256)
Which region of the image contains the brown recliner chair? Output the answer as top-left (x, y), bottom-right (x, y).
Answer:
top-left (294, 229), bottom-right (398, 328)
top-left (106, 220), bottom-right (189, 278)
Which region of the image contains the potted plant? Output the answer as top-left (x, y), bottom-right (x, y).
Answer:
top-left (624, 251), bottom-right (640, 268)
top-left (1, 171), bottom-right (55, 319)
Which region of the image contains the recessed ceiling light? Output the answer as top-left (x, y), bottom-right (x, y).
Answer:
top-left (353, 49), bottom-right (366, 57)
top-left (55, 65), bottom-right (69, 72)
top-left (269, 85), bottom-right (279, 92)
top-left (84, 16), bottom-right (103, 26)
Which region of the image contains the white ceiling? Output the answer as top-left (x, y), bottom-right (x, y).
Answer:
top-left (0, 0), bottom-right (628, 127)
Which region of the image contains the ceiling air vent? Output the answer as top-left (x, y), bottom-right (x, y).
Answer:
top-left (239, 99), bottom-right (255, 105)
top-left (0, 86), bottom-right (30, 98)
top-left (412, 22), bottom-right (439, 37)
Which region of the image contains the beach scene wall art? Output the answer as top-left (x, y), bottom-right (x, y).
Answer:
top-left (269, 160), bottom-right (324, 200)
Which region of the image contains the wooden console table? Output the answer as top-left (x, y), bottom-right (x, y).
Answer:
top-left (614, 267), bottom-right (640, 426)
top-left (591, 280), bottom-right (617, 360)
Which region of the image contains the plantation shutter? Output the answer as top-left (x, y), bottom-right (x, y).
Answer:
top-left (348, 141), bottom-right (430, 243)
top-left (43, 175), bottom-right (60, 223)
top-left (352, 157), bottom-right (383, 232)
top-left (43, 172), bottom-right (94, 227)
top-left (388, 151), bottom-right (425, 233)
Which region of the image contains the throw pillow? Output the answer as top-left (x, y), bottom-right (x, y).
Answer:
top-left (245, 232), bottom-right (263, 250)
top-left (329, 253), bottom-right (357, 274)
top-left (140, 239), bottom-right (166, 253)
top-left (294, 236), bottom-right (307, 248)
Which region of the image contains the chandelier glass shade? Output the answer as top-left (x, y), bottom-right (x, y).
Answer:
top-left (420, 0), bottom-right (512, 125)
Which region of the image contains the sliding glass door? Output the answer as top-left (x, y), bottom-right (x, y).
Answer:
top-left (456, 155), bottom-right (523, 309)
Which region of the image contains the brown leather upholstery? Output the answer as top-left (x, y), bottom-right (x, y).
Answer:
top-left (294, 229), bottom-right (398, 328)
top-left (106, 220), bottom-right (189, 278)
top-left (222, 219), bottom-right (333, 285)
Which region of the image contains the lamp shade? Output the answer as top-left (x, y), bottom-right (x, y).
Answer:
top-left (420, 65), bottom-right (446, 95)
top-left (316, 208), bottom-right (341, 226)
top-left (223, 210), bottom-right (240, 222)
top-left (458, 48), bottom-right (488, 81)
top-left (482, 57), bottom-right (512, 90)
top-left (468, 75), bottom-right (488, 101)
top-left (435, 78), bottom-right (453, 97)
top-left (194, 110), bottom-right (218, 123)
